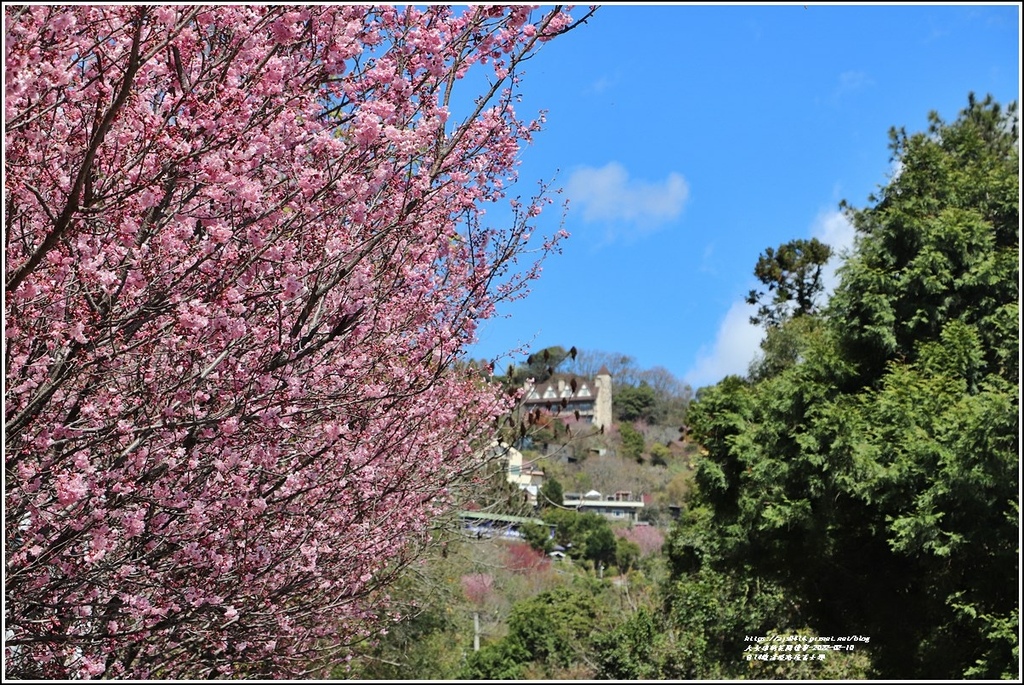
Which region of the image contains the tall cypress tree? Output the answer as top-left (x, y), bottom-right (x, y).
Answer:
top-left (678, 94), bottom-right (1019, 679)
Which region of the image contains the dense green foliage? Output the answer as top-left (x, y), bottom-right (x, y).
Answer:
top-left (593, 607), bottom-right (664, 678)
top-left (459, 579), bottom-right (615, 679)
top-left (536, 509), bottom-right (620, 571)
top-left (539, 477), bottom-right (564, 509)
top-left (615, 381), bottom-right (658, 422)
top-left (649, 442), bottom-right (672, 467)
top-left (679, 93), bottom-right (1019, 680)
top-left (614, 536), bottom-right (642, 573)
top-left (618, 422), bottom-right (646, 462)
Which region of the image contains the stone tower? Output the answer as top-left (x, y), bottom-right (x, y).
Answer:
top-left (593, 365), bottom-right (613, 429)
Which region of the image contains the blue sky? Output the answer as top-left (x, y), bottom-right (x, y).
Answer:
top-left (468, 2), bottom-right (1021, 390)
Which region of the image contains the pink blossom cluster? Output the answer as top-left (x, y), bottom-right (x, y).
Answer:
top-left (4, 5), bottom-right (589, 678)
top-left (460, 573), bottom-right (495, 607)
top-left (504, 540), bottom-right (551, 574)
top-left (614, 525), bottom-right (666, 557)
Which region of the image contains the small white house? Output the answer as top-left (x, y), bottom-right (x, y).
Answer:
top-left (562, 490), bottom-right (646, 522)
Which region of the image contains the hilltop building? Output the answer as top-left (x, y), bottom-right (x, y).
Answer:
top-left (521, 366), bottom-right (613, 429)
top-left (562, 489), bottom-right (645, 523)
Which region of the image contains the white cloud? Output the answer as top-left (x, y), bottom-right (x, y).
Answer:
top-left (887, 158), bottom-right (905, 183)
top-left (684, 300), bottom-right (765, 389)
top-left (588, 73), bottom-right (618, 94)
top-left (810, 209), bottom-right (856, 294)
top-left (699, 243), bottom-right (717, 275)
top-left (831, 70), bottom-right (874, 105)
top-left (565, 162), bottom-right (689, 241)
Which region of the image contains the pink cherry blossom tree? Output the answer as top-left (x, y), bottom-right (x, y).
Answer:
top-left (504, 540), bottom-right (551, 574)
top-left (614, 525), bottom-right (666, 557)
top-left (460, 572), bottom-right (496, 608)
top-left (4, 5), bottom-right (594, 678)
